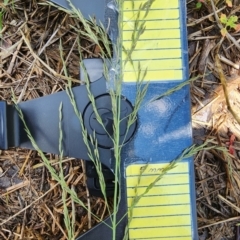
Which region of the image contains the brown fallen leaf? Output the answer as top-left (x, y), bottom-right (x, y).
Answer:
top-left (193, 76), bottom-right (240, 138)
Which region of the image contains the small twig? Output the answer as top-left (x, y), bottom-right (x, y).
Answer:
top-left (187, 6), bottom-right (226, 27)
top-left (16, 60), bottom-right (35, 103)
top-left (218, 194), bottom-right (240, 214)
top-left (0, 230), bottom-right (9, 240)
top-left (0, 167), bottom-right (10, 178)
top-left (198, 39), bottom-right (215, 75)
top-left (20, 209), bottom-right (27, 240)
top-left (1, 180), bottom-right (30, 196)
top-left (7, 39), bottom-right (23, 74)
top-left (59, 36), bottom-right (78, 76)
top-left (198, 216), bottom-right (240, 229)
top-left (39, 4), bottom-right (51, 51)
top-left (81, 160), bottom-right (91, 229)
top-left (188, 26), bottom-right (215, 40)
top-left (196, 187), bottom-right (226, 201)
top-left (45, 204), bottom-right (68, 239)
top-left (189, 47), bottom-right (202, 64)
top-left (190, 36), bottom-right (220, 41)
top-left (201, 201), bottom-right (228, 218)
top-left (193, 95), bottom-right (220, 116)
top-left (218, 54), bottom-right (239, 70)
top-left (19, 150), bottom-right (32, 176)
top-left (32, 157), bottom-right (76, 169)
top-left (40, 166), bottom-right (46, 192)
top-left (38, 25), bottom-right (61, 56)
top-left (199, 151), bottom-right (211, 205)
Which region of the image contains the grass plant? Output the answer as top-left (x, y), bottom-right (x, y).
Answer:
top-left (0, 1), bottom-right (10, 33)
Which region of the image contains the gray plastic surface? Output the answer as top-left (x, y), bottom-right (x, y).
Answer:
top-left (80, 59), bottom-right (104, 82)
top-left (51, 0), bottom-right (105, 24)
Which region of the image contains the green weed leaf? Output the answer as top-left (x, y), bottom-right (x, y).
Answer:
top-left (220, 14), bottom-right (228, 24)
top-left (227, 15), bottom-right (238, 28)
top-left (196, 2), bottom-right (202, 9)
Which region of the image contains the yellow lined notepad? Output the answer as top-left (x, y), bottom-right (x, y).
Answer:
top-left (122, 0), bottom-right (183, 82)
top-left (126, 162), bottom-right (192, 240)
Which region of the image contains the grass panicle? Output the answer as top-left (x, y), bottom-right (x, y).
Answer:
top-left (12, 90), bottom-right (110, 229)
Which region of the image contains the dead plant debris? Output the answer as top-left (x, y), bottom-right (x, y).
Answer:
top-left (188, 0), bottom-right (240, 239)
